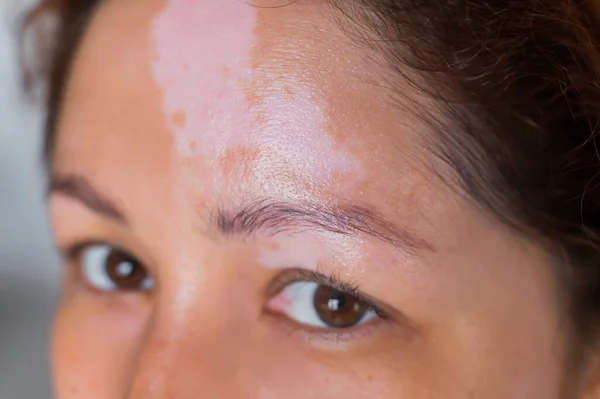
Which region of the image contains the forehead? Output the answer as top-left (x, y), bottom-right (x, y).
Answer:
top-left (82, 0), bottom-right (385, 102)
top-left (56, 0), bottom-right (433, 205)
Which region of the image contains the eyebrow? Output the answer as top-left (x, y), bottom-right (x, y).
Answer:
top-left (48, 174), bottom-right (127, 223)
top-left (49, 174), bottom-right (433, 255)
top-left (216, 200), bottom-right (433, 255)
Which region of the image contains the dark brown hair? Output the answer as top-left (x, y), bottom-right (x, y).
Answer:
top-left (23, 0), bottom-right (600, 379)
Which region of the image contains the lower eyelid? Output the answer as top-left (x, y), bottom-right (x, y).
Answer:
top-left (262, 308), bottom-right (390, 349)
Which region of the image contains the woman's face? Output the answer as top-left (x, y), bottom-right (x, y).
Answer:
top-left (49, 0), bottom-right (570, 397)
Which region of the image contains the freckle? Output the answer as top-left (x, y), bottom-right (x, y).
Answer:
top-left (218, 146), bottom-right (261, 175)
top-left (180, 156), bottom-right (193, 168)
top-left (189, 140), bottom-right (197, 150)
top-left (255, 112), bottom-right (267, 125)
top-left (183, 62), bottom-right (190, 71)
top-left (283, 84), bottom-right (294, 97)
top-left (172, 110), bottom-right (187, 128)
top-left (262, 240), bottom-right (279, 251)
top-left (323, 105), bottom-right (350, 145)
top-left (244, 85), bottom-right (260, 106)
top-left (222, 66), bottom-right (232, 77)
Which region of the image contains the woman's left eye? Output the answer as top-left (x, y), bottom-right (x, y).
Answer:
top-left (267, 281), bottom-right (377, 329)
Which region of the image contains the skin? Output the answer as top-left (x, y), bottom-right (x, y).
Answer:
top-left (48, 0), bottom-right (578, 397)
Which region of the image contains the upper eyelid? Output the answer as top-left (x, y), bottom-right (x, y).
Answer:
top-left (62, 240), bottom-right (130, 260)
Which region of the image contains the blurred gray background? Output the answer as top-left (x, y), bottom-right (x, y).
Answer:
top-left (0, 0), bottom-right (60, 398)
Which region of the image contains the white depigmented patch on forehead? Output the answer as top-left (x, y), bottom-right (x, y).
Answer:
top-left (257, 230), bottom-right (367, 274)
top-left (150, 0), bottom-right (255, 158)
top-left (257, 234), bottom-right (324, 271)
top-left (150, 0), bottom-right (363, 187)
top-left (251, 85), bottom-right (362, 184)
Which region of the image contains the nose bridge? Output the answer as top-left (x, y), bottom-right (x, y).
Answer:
top-left (127, 278), bottom-right (253, 399)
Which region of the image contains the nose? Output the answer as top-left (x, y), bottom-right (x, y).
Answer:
top-left (126, 276), bottom-right (265, 399)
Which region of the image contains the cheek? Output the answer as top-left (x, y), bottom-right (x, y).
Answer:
top-left (52, 292), bottom-right (149, 398)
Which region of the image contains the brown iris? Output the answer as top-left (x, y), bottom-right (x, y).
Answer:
top-left (313, 285), bottom-right (369, 328)
top-left (104, 249), bottom-right (148, 290)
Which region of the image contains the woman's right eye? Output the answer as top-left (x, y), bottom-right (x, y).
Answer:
top-left (72, 244), bottom-right (153, 292)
